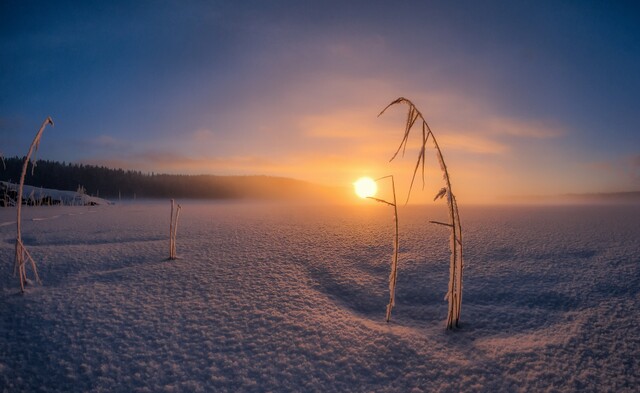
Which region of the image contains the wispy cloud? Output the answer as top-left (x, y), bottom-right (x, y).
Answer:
top-left (484, 117), bottom-right (564, 139)
top-left (438, 132), bottom-right (509, 154)
top-left (579, 154), bottom-right (640, 191)
top-left (84, 150), bottom-right (283, 175)
top-left (190, 128), bottom-right (217, 142)
top-left (89, 135), bottom-right (126, 149)
top-left (301, 111), bottom-right (374, 140)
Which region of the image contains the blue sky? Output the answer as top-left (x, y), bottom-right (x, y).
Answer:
top-left (2, 1), bottom-right (639, 202)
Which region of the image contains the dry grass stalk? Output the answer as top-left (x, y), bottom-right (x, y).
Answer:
top-left (169, 199), bottom-right (182, 260)
top-left (367, 175), bottom-right (399, 322)
top-left (14, 117), bottom-right (53, 292)
top-left (379, 97), bottom-right (464, 329)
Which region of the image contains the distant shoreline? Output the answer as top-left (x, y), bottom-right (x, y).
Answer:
top-left (500, 191), bottom-right (640, 205)
top-left (1, 157), bottom-right (348, 203)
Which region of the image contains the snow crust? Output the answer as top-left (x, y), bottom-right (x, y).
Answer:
top-left (1, 202), bottom-right (638, 392)
top-left (1, 181), bottom-right (111, 207)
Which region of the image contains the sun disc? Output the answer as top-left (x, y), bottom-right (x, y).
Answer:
top-left (354, 177), bottom-right (377, 199)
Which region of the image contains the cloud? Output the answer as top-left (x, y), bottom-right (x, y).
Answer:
top-left (77, 76), bottom-right (573, 203)
top-left (628, 154), bottom-right (640, 183)
top-left (90, 135), bottom-right (126, 149)
top-left (376, 90), bottom-right (566, 157)
top-left (84, 150), bottom-right (282, 176)
top-left (301, 111), bottom-right (373, 140)
top-left (71, 135), bottom-right (133, 161)
top-left (579, 154), bottom-right (640, 191)
top-left (290, 90), bottom-right (522, 157)
top-left (190, 128), bottom-right (216, 143)
top-left (438, 133), bottom-right (509, 154)
top-left (485, 117), bottom-right (564, 139)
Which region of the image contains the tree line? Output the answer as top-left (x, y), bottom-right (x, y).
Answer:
top-left (1, 157), bottom-right (338, 201)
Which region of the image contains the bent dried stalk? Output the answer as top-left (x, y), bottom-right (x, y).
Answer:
top-left (15, 117), bottom-right (53, 292)
top-left (379, 97), bottom-right (464, 329)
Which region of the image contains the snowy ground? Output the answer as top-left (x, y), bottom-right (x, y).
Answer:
top-left (1, 181), bottom-right (111, 207)
top-left (1, 202), bottom-right (638, 392)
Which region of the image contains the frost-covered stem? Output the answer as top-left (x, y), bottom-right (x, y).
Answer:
top-left (172, 204), bottom-right (181, 258)
top-left (368, 175), bottom-right (400, 322)
top-left (386, 176), bottom-right (399, 322)
top-left (15, 117), bottom-right (53, 292)
top-left (431, 135), bottom-right (459, 329)
top-left (169, 200), bottom-right (181, 260)
top-left (17, 238), bottom-right (41, 284)
top-left (452, 195), bottom-right (463, 323)
top-left (380, 97), bottom-right (463, 329)
top-left (169, 199), bottom-right (175, 259)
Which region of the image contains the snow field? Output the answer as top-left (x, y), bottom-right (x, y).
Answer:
top-left (1, 202), bottom-right (638, 392)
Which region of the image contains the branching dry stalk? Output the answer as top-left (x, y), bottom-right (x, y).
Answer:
top-left (379, 97), bottom-right (464, 329)
top-left (367, 175), bottom-right (399, 322)
top-left (169, 199), bottom-right (182, 260)
top-left (14, 117), bottom-right (54, 292)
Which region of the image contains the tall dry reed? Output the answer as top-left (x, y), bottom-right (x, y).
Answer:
top-left (14, 117), bottom-right (53, 292)
top-left (379, 98), bottom-right (464, 329)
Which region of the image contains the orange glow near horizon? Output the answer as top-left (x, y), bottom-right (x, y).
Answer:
top-left (354, 177), bottom-right (377, 199)
top-left (81, 91), bottom-right (618, 205)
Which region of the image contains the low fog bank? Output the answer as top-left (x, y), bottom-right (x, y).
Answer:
top-left (499, 191), bottom-right (640, 205)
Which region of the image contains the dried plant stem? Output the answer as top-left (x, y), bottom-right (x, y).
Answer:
top-left (169, 199), bottom-right (182, 260)
top-left (379, 97), bottom-right (464, 329)
top-left (14, 117), bottom-right (53, 292)
top-left (172, 204), bottom-right (181, 257)
top-left (368, 175), bottom-right (399, 322)
top-left (387, 176), bottom-right (399, 323)
top-left (169, 199), bottom-right (174, 257)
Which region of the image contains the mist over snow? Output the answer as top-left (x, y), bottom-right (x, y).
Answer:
top-left (1, 202), bottom-right (638, 392)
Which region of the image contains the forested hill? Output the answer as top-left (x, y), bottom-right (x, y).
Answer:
top-left (1, 157), bottom-right (344, 201)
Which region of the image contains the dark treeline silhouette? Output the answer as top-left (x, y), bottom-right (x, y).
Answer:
top-left (1, 157), bottom-right (341, 201)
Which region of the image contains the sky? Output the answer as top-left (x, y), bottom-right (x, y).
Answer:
top-left (1, 0), bottom-right (639, 203)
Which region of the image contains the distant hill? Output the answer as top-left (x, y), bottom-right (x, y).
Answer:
top-left (1, 157), bottom-right (347, 202)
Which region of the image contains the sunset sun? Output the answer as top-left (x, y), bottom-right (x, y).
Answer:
top-left (354, 177), bottom-right (377, 199)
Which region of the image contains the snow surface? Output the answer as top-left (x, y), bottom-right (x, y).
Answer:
top-left (1, 181), bottom-right (111, 207)
top-left (0, 202), bottom-right (638, 392)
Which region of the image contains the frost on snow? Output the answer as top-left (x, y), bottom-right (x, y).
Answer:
top-left (0, 202), bottom-right (639, 392)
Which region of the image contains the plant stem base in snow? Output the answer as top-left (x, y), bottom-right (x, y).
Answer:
top-left (367, 175), bottom-right (399, 324)
top-left (169, 199), bottom-right (181, 260)
top-left (379, 98), bottom-right (464, 329)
